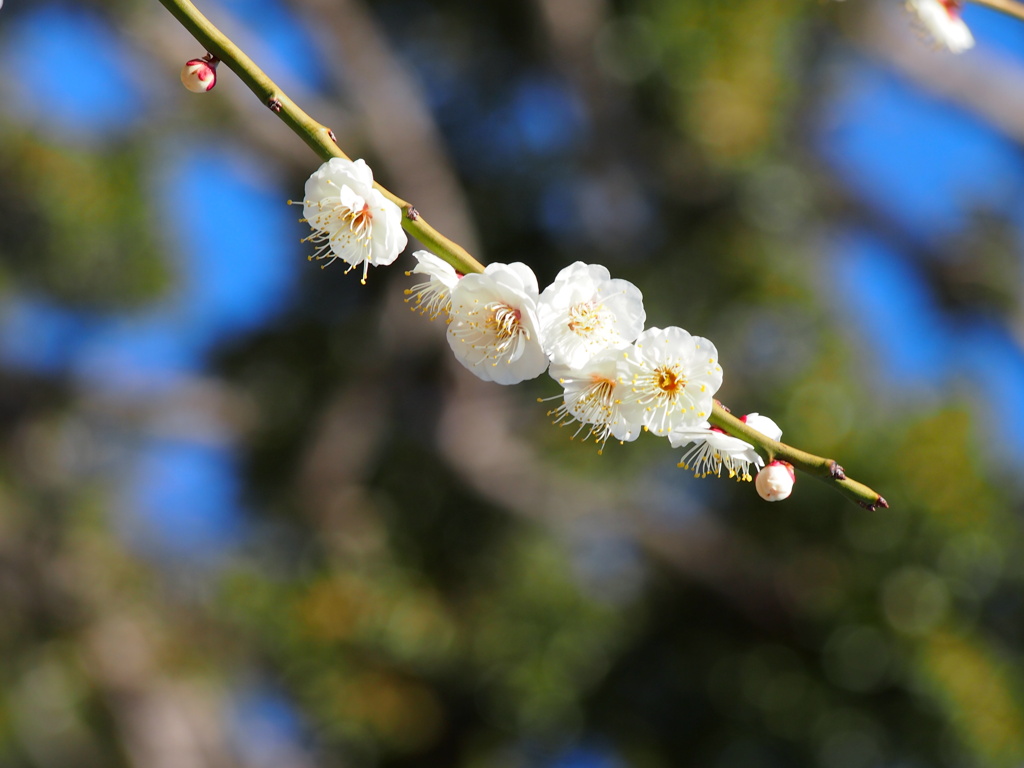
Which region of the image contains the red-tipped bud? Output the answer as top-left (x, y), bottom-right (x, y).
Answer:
top-left (755, 460), bottom-right (795, 502)
top-left (180, 56), bottom-right (218, 93)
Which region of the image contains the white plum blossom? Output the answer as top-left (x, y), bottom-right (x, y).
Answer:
top-left (669, 425), bottom-right (762, 481)
top-left (906, 0), bottom-right (974, 53)
top-left (537, 262), bottom-right (645, 369)
top-left (405, 250), bottom-right (460, 320)
top-left (756, 460), bottom-right (796, 501)
top-left (447, 262), bottom-right (549, 385)
top-left (296, 158), bottom-right (407, 283)
top-left (618, 327), bottom-right (723, 436)
top-left (546, 347), bottom-right (641, 453)
top-left (668, 412), bottom-right (782, 481)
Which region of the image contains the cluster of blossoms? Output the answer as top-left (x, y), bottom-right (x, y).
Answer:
top-left (905, 0), bottom-right (975, 53)
top-left (296, 157), bottom-right (795, 501)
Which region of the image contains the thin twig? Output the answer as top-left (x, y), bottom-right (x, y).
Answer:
top-left (155, 0), bottom-right (485, 276)
top-left (155, 0), bottom-right (889, 509)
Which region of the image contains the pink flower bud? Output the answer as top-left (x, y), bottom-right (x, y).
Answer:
top-left (180, 56), bottom-right (218, 93)
top-left (755, 460), bottom-right (795, 502)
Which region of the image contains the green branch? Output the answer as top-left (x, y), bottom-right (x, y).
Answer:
top-left (156, 0), bottom-right (888, 510)
top-left (156, 0), bottom-right (485, 277)
top-left (709, 403), bottom-right (887, 510)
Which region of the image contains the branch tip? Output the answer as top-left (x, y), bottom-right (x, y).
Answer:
top-left (858, 495), bottom-right (889, 512)
top-left (709, 402), bottom-right (885, 509)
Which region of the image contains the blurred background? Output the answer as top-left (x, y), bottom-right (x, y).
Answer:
top-left (1, 0), bottom-right (1024, 765)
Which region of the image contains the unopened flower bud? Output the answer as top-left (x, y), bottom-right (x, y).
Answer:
top-left (755, 460), bottom-right (795, 502)
top-left (181, 56), bottom-right (218, 93)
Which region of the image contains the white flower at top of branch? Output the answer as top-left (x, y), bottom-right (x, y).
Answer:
top-left (546, 347), bottom-right (641, 453)
top-left (618, 326), bottom-right (723, 436)
top-left (906, 0), bottom-right (975, 53)
top-left (537, 262), bottom-right (646, 369)
top-left (405, 250), bottom-right (460, 320)
top-left (295, 158), bottom-right (407, 284)
top-left (447, 262), bottom-right (549, 385)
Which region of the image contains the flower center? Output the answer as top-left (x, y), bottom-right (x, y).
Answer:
top-left (655, 365), bottom-right (686, 396)
top-left (546, 372), bottom-right (619, 453)
top-left (298, 195), bottom-right (378, 282)
top-left (939, 0), bottom-right (960, 18)
top-left (567, 301), bottom-right (605, 337)
top-left (339, 202), bottom-right (373, 242)
top-left (489, 304), bottom-right (524, 340)
top-left (577, 374), bottom-right (616, 416)
top-left (483, 302), bottom-right (530, 361)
